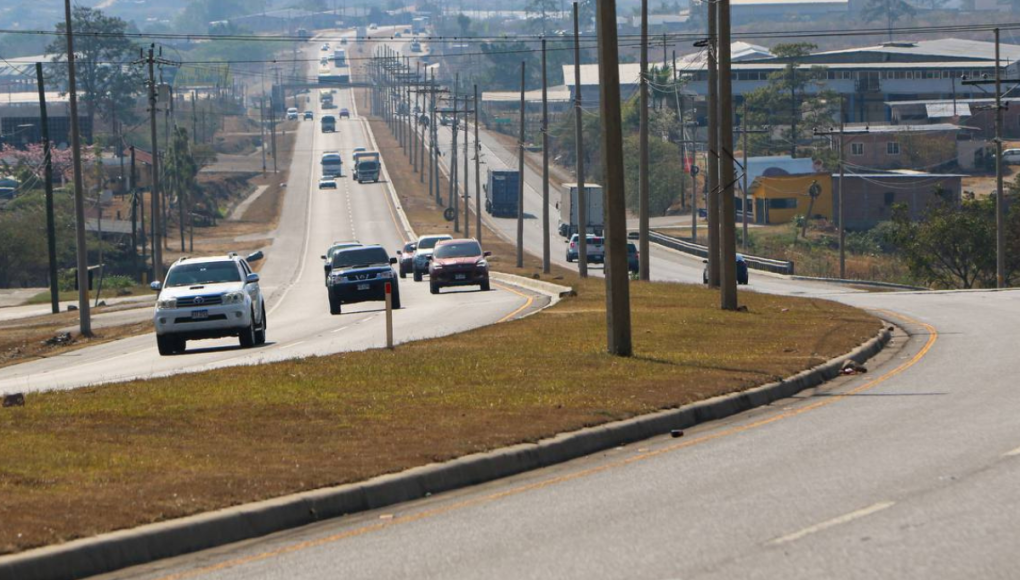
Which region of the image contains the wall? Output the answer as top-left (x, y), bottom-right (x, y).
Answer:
top-left (748, 174), bottom-right (833, 225)
top-left (833, 175), bottom-right (961, 229)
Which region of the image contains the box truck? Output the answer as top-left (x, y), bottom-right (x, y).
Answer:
top-left (484, 169), bottom-right (520, 217)
top-left (558, 183), bottom-right (604, 238)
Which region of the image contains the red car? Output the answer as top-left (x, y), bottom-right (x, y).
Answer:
top-left (428, 239), bottom-right (491, 294)
top-left (396, 241), bottom-right (416, 278)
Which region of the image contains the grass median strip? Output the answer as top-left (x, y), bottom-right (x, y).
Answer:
top-left (0, 277), bottom-right (878, 554)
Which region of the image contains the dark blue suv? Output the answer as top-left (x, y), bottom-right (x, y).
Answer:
top-left (326, 245), bottom-right (401, 314)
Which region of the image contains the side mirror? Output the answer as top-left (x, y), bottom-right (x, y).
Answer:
top-left (246, 273), bottom-right (260, 284)
top-left (320, 255), bottom-right (327, 260)
top-left (426, 255), bottom-right (433, 260)
top-left (150, 281), bottom-right (162, 292)
top-left (389, 257), bottom-right (398, 265)
top-left (483, 251), bottom-right (491, 257)
top-left (396, 250), bottom-right (402, 255)
top-left (702, 259), bottom-right (708, 264)
top-left (246, 250), bottom-right (264, 262)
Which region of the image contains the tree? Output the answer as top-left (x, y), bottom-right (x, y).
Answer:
top-left (526, 0), bottom-right (559, 34)
top-left (45, 6), bottom-right (145, 136)
top-left (457, 14), bottom-right (472, 37)
top-left (742, 43), bottom-right (837, 159)
top-left (861, 0), bottom-right (916, 41)
top-left (623, 133), bottom-right (685, 215)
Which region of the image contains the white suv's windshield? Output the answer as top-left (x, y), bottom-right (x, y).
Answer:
top-left (434, 242), bottom-right (482, 259)
top-left (332, 247), bottom-right (390, 269)
top-left (165, 261), bottom-right (241, 287)
top-left (417, 236), bottom-right (450, 250)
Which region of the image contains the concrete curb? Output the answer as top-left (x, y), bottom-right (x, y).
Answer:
top-left (489, 272), bottom-right (574, 299)
top-left (0, 325), bottom-right (892, 580)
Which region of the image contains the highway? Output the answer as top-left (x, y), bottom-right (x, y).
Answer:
top-left (0, 41), bottom-right (545, 396)
top-left (81, 36), bottom-right (1020, 580)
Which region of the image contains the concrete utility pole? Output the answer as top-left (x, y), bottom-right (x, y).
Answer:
top-left (450, 87), bottom-right (460, 233)
top-left (517, 61), bottom-right (526, 269)
top-left (412, 63), bottom-right (420, 174)
top-left (596, 0), bottom-right (633, 356)
top-left (64, 0), bottom-right (91, 334)
top-left (421, 69), bottom-right (427, 184)
top-left (706, 4), bottom-right (720, 288)
top-left (814, 115), bottom-right (865, 279)
top-left (542, 37), bottom-right (551, 274)
top-left (464, 90), bottom-right (471, 239)
top-left (432, 69), bottom-right (441, 206)
top-left (996, 28), bottom-right (1006, 288)
top-left (718, 0), bottom-right (739, 310)
top-left (736, 101), bottom-right (767, 251)
top-left (573, 2), bottom-right (588, 277)
top-left (638, 0), bottom-right (650, 281)
top-left (259, 92), bottom-right (267, 175)
top-left (36, 62), bottom-right (59, 314)
top-left (475, 83), bottom-right (482, 243)
top-left (142, 45), bottom-right (165, 288)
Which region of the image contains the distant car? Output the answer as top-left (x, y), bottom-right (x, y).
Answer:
top-left (1004, 148), bottom-right (1020, 164)
top-left (326, 245), bottom-right (400, 314)
top-left (286, 107), bottom-right (298, 120)
top-left (318, 177), bottom-right (337, 189)
top-left (412, 234), bottom-right (453, 281)
top-left (369, 23), bottom-right (378, 29)
top-left (351, 146), bottom-right (367, 165)
top-left (394, 32), bottom-right (402, 38)
top-left (396, 241), bottom-right (416, 278)
top-left (341, 37), bottom-right (348, 45)
top-left (321, 240), bottom-right (362, 282)
top-left (565, 234), bottom-right (605, 263)
top-left (702, 255), bottom-right (750, 285)
top-left (428, 239), bottom-right (491, 294)
top-left (339, 108), bottom-right (350, 119)
top-left (627, 242), bottom-right (639, 274)
top-left (320, 57), bottom-right (329, 65)
top-left (321, 44), bottom-right (330, 51)
top-left (303, 110), bottom-right (314, 120)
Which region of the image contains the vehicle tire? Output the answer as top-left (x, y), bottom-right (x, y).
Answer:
top-left (173, 337), bottom-right (187, 354)
top-left (430, 281), bottom-right (440, 294)
top-left (399, 268), bottom-right (406, 279)
top-left (254, 305), bottom-right (267, 345)
top-left (157, 335), bottom-right (175, 356)
top-left (329, 291), bottom-right (342, 315)
top-left (391, 288), bottom-right (402, 310)
top-left (239, 312), bottom-right (256, 348)
top-left (413, 270), bottom-right (422, 282)
top-left (480, 280), bottom-right (490, 292)
top-left (566, 254), bottom-right (574, 263)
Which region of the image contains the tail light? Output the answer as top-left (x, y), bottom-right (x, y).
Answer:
top-left (570, 242), bottom-right (576, 249)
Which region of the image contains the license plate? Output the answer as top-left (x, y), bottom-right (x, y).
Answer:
top-left (191, 309), bottom-right (208, 320)
top-left (357, 283), bottom-right (370, 291)
top-left (455, 274), bottom-right (467, 280)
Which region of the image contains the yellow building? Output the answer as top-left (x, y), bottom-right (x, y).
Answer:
top-left (741, 174), bottom-right (833, 225)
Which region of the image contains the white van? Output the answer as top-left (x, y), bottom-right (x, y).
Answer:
top-left (286, 107), bottom-right (299, 120)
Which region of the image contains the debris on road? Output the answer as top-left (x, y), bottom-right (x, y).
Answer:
top-left (43, 332), bottom-right (73, 346)
top-left (3, 392), bottom-right (25, 407)
top-left (671, 429), bottom-right (684, 438)
top-left (841, 359), bottom-right (868, 375)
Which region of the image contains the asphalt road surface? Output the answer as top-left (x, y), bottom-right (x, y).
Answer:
top-left (84, 37), bottom-right (1020, 580)
top-left (0, 47), bottom-right (545, 397)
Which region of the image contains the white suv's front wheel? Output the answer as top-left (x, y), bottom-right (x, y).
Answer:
top-left (239, 309), bottom-right (257, 348)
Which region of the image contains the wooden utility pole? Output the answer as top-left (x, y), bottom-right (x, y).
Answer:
top-left (596, 0), bottom-right (633, 356)
top-left (573, 2), bottom-right (588, 277)
top-left (65, 0), bottom-right (91, 334)
top-left (542, 37), bottom-right (551, 274)
top-left (475, 83), bottom-right (482, 243)
top-left (36, 62), bottom-right (59, 314)
top-left (517, 61), bottom-right (526, 268)
top-left (707, 5), bottom-right (720, 288)
top-left (142, 45), bottom-right (164, 287)
top-left (718, 0), bottom-right (739, 310)
top-left (638, 0), bottom-right (650, 280)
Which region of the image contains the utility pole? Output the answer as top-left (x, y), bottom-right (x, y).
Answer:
top-left (638, 0), bottom-right (650, 281)
top-left (450, 87), bottom-right (460, 232)
top-left (259, 93), bottom-right (267, 175)
top-left (475, 83), bottom-right (482, 243)
top-left (706, 6), bottom-right (720, 288)
top-left (36, 62), bottom-right (59, 314)
top-left (412, 62), bottom-right (419, 174)
top-left (517, 61), bottom-right (526, 269)
top-left (542, 37), bottom-right (551, 274)
top-left (129, 146), bottom-right (138, 280)
top-left (718, 0), bottom-right (739, 310)
top-left (736, 101), bottom-right (767, 251)
top-left (815, 114), bottom-right (866, 280)
top-left (596, 0), bottom-right (633, 356)
top-left (421, 69), bottom-right (427, 184)
top-left (65, 0), bottom-right (91, 334)
top-left (996, 28), bottom-right (1006, 288)
top-left (270, 95), bottom-right (278, 173)
top-left (464, 90), bottom-right (471, 239)
top-left (432, 69), bottom-right (441, 206)
top-left (573, 2), bottom-right (588, 277)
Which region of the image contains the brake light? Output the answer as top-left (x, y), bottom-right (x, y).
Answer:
top-left (570, 242), bottom-right (576, 249)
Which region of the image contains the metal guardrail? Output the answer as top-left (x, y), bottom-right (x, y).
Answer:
top-left (648, 231), bottom-right (796, 276)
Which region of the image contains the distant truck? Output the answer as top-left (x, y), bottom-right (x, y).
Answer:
top-left (321, 151), bottom-right (343, 177)
top-left (558, 183), bottom-right (604, 238)
top-left (484, 169), bottom-right (520, 218)
top-left (333, 48), bottom-right (346, 66)
top-left (321, 115), bottom-right (336, 133)
top-left (353, 151), bottom-right (380, 183)
top-left (412, 16), bottom-right (429, 34)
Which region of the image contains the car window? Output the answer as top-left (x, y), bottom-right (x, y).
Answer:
top-left (332, 247), bottom-right (390, 269)
top-left (327, 243), bottom-right (359, 258)
top-left (403, 243), bottom-right (416, 252)
top-left (591, 237), bottom-right (604, 246)
top-left (417, 236), bottom-right (450, 250)
top-left (434, 241), bottom-right (482, 259)
top-left (165, 261), bottom-right (242, 287)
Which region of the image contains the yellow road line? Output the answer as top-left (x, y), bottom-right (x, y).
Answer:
top-left (492, 282), bottom-right (534, 323)
top-left (152, 313), bottom-right (937, 580)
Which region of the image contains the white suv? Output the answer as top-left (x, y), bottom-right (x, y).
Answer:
top-left (150, 252), bottom-right (267, 355)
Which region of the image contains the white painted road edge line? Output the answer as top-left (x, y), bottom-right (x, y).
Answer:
top-left (767, 501), bottom-right (895, 546)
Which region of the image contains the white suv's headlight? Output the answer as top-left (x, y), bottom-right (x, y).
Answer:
top-left (476, 259), bottom-right (488, 268)
top-left (378, 269), bottom-right (393, 279)
top-left (156, 297), bottom-right (177, 309)
top-left (222, 291), bottom-right (245, 305)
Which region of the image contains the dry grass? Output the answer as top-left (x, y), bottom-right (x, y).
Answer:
top-left (0, 310), bottom-right (149, 371)
top-left (0, 89), bottom-right (880, 556)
